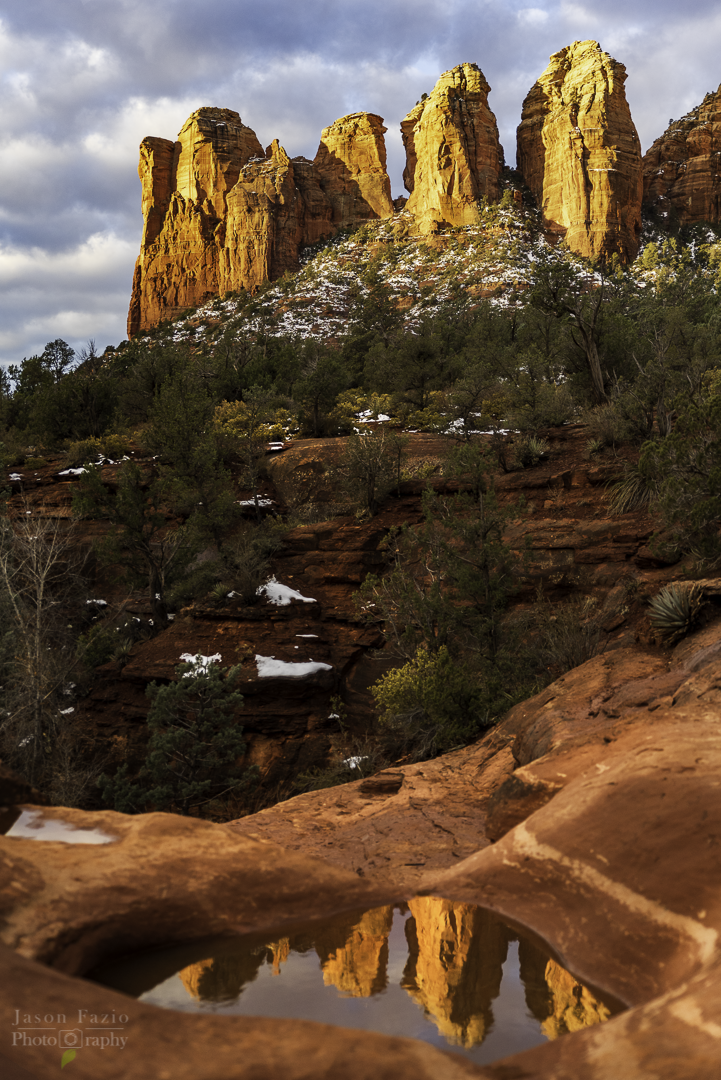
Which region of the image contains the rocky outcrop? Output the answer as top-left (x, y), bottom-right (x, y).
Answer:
top-left (643, 86), bottom-right (721, 225)
top-left (128, 108), bottom-right (393, 336)
top-left (220, 140), bottom-right (333, 293)
top-left (517, 40), bottom-right (642, 262)
top-left (401, 63), bottom-right (504, 233)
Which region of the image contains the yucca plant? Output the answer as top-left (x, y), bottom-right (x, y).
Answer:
top-left (517, 435), bottom-right (550, 468)
top-left (111, 637), bottom-right (135, 665)
top-left (584, 437), bottom-right (605, 458)
top-left (648, 583), bottom-right (705, 643)
top-left (608, 465), bottom-right (656, 515)
top-left (210, 581), bottom-right (231, 605)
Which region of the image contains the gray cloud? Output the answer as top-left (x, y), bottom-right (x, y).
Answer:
top-left (1, 1), bottom-right (720, 363)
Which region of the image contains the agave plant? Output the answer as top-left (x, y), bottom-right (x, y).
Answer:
top-left (584, 437), bottom-right (605, 458)
top-left (111, 637), bottom-right (135, 665)
top-left (648, 583), bottom-right (705, 643)
top-left (608, 465), bottom-right (656, 515)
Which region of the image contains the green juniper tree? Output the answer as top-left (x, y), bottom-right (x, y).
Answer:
top-left (73, 461), bottom-right (199, 628)
top-left (99, 660), bottom-right (252, 815)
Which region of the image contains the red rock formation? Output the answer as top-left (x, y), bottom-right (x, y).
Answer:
top-left (517, 40), bottom-right (642, 263)
top-left (128, 109), bottom-right (393, 336)
top-left (128, 108), bottom-right (264, 335)
top-left (401, 63), bottom-right (504, 233)
top-left (316, 905), bottom-right (394, 996)
top-left (643, 86), bottom-right (721, 225)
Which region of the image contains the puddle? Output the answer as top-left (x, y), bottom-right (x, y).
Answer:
top-left (91, 898), bottom-right (621, 1066)
top-left (3, 808), bottom-right (117, 844)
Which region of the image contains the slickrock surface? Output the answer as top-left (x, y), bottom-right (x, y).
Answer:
top-left (128, 108), bottom-right (393, 335)
top-left (643, 85), bottom-right (721, 225)
top-left (4, 623), bottom-right (721, 1076)
top-left (401, 63), bottom-right (504, 233)
top-left (517, 40), bottom-right (643, 262)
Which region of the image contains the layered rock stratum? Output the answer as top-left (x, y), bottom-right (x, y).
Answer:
top-left (643, 85), bottom-right (721, 225)
top-left (401, 63), bottom-right (504, 234)
top-left (517, 40), bottom-right (643, 262)
top-left (128, 108), bottom-right (393, 335)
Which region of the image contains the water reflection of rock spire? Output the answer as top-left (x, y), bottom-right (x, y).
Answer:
top-left (401, 898), bottom-right (511, 1047)
top-left (518, 940), bottom-right (612, 1038)
top-left (315, 906), bottom-right (394, 997)
top-left (179, 949), bottom-right (266, 1002)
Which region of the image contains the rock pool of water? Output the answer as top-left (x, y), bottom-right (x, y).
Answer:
top-left (92, 898), bottom-right (621, 1066)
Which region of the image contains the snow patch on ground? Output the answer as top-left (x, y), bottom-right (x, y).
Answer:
top-left (255, 655), bottom-right (332, 678)
top-left (259, 577), bottom-right (316, 605)
top-left (180, 652), bottom-right (222, 674)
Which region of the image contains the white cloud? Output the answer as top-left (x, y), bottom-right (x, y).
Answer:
top-left (0, 233), bottom-right (136, 361)
top-left (518, 8), bottom-right (550, 27)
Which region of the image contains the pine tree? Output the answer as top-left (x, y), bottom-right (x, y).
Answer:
top-left (99, 661), bottom-right (251, 814)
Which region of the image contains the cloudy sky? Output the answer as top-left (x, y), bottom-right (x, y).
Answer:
top-left (2, 0), bottom-right (721, 366)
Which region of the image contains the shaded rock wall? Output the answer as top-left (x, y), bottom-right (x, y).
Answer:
top-left (128, 108), bottom-right (393, 335)
top-left (517, 40), bottom-right (642, 262)
top-left (401, 63), bottom-right (504, 233)
top-left (643, 85), bottom-right (721, 225)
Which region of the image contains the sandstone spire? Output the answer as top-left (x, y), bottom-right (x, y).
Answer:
top-left (517, 40), bottom-right (643, 263)
top-left (643, 86), bottom-right (721, 225)
top-left (401, 63), bottom-right (504, 233)
top-left (313, 113), bottom-right (394, 226)
top-left (127, 107), bottom-right (264, 336)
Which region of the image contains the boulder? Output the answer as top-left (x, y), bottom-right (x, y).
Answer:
top-left (517, 40), bottom-right (643, 263)
top-left (401, 63), bottom-right (504, 233)
top-left (643, 85), bottom-right (721, 225)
